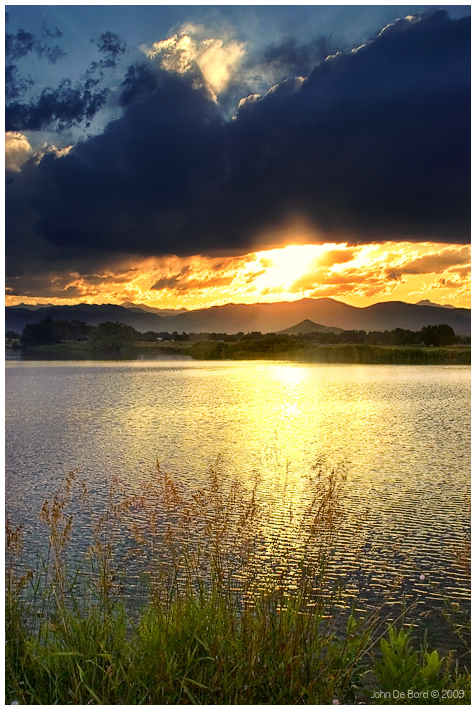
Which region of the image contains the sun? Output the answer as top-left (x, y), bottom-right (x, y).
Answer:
top-left (251, 244), bottom-right (332, 291)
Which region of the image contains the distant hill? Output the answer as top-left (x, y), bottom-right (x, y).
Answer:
top-left (416, 299), bottom-right (456, 309)
top-left (5, 298), bottom-right (471, 335)
top-left (121, 302), bottom-right (188, 317)
top-left (5, 304), bottom-right (169, 334)
top-left (9, 303), bottom-right (49, 310)
top-left (279, 319), bottom-right (343, 335)
top-left (165, 298), bottom-right (471, 335)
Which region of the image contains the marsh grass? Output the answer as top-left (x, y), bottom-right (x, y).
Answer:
top-left (5, 461), bottom-right (471, 704)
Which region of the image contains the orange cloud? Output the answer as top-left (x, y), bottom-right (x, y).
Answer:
top-left (5, 132), bottom-right (32, 171)
top-left (5, 241), bottom-right (471, 310)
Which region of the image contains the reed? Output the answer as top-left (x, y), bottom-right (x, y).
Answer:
top-left (5, 461), bottom-right (470, 704)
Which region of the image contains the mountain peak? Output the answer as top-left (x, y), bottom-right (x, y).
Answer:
top-left (416, 299), bottom-right (456, 309)
top-left (279, 319), bottom-right (343, 334)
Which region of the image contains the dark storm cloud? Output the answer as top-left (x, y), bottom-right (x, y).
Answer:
top-left (6, 10), bottom-right (470, 278)
top-left (119, 63), bottom-right (160, 107)
top-left (225, 10), bottom-right (470, 245)
top-left (257, 35), bottom-right (338, 81)
top-left (5, 69), bottom-right (225, 275)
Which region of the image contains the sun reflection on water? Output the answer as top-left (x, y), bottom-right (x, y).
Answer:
top-left (5, 360), bottom-right (471, 628)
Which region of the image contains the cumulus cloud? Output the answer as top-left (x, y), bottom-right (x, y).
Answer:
top-left (5, 132), bottom-right (33, 172)
top-left (252, 35), bottom-right (338, 86)
top-left (143, 24), bottom-right (245, 99)
top-left (5, 133), bottom-right (74, 175)
top-left (5, 10), bottom-right (470, 286)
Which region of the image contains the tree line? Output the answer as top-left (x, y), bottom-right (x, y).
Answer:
top-left (7, 317), bottom-right (469, 352)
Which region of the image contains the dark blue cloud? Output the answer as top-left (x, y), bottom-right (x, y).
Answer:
top-left (119, 63), bottom-right (160, 107)
top-left (5, 22), bottom-right (126, 131)
top-left (95, 31), bottom-right (126, 63)
top-left (5, 19), bottom-right (65, 102)
top-left (6, 10), bottom-right (470, 279)
top-left (226, 10), bottom-right (470, 243)
top-left (256, 35), bottom-right (338, 82)
top-left (6, 78), bottom-right (109, 132)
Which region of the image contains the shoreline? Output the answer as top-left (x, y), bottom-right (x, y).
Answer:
top-left (6, 341), bottom-right (471, 365)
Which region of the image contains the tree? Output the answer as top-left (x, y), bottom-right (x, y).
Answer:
top-left (87, 322), bottom-right (139, 353)
top-left (141, 331), bottom-right (160, 342)
top-left (392, 327), bottom-right (420, 346)
top-left (338, 330), bottom-right (367, 344)
top-left (53, 319), bottom-right (90, 341)
top-left (420, 324), bottom-right (455, 347)
top-left (20, 317), bottom-right (62, 348)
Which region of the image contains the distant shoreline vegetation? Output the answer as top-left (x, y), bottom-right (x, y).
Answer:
top-left (6, 317), bottom-right (471, 365)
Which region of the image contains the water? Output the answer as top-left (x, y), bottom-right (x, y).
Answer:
top-left (5, 359), bottom-right (470, 645)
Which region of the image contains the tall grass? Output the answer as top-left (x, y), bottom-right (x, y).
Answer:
top-left (5, 461), bottom-right (470, 704)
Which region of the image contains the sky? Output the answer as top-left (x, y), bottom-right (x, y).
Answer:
top-left (5, 3), bottom-right (471, 310)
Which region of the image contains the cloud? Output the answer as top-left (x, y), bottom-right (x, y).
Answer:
top-left (5, 24), bottom-right (126, 132)
top-left (284, 242), bottom-right (472, 301)
top-left (5, 241), bottom-right (470, 309)
top-left (5, 23), bottom-right (65, 64)
top-left (5, 19), bottom-right (65, 102)
top-left (253, 35), bottom-right (338, 85)
top-left (5, 10), bottom-right (470, 283)
top-left (385, 246), bottom-right (471, 276)
top-left (151, 273), bottom-right (235, 292)
top-left (317, 249), bottom-right (357, 267)
top-left (228, 10), bottom-right (470, 245)
top-left (6, 79), bottom-right (110, 132)
top-left (94, 31), bottom-right (126, 68)
top-left (143, 24), bottom-right (245, 98)
top-left (5, 132), bottom-right (33, 172)
top-left (119, 62), bottom-right (161, 106)
top-left (5, 132), bottom-right (73, 175)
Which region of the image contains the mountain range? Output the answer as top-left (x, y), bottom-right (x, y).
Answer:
top-left (5, 298), bottom-right (471, 335)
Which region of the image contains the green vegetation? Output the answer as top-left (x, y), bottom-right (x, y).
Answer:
top-left (6, 464), bottom-right (470, 704)
top-left (291, 344), bottom-right (471, 365)
top-left (87, 321), bottom-right (138, 355)
top-left (188, 339), bottom-right (470, 365)
top-left (20, 316), bottom-right (63, 348)
top-left (188, 333), bottom-right (303, 360)
top-left (10, 317), bottom-right (471, 364)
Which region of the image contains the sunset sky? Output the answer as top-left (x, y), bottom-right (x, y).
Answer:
top-left (5, 4), bottom-right (471, 310)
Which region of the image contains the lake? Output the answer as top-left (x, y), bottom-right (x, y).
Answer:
top-left (5, 359), bottom-right (470, 646)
